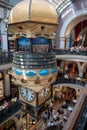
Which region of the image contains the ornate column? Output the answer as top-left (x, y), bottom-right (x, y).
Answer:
top-left (79, 68), bottom-right (83, 78)
top-left (4, 71), bottom-right (10, 96)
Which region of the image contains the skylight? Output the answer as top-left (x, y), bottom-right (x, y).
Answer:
top-left (46, 0), bottom-right (73, 15)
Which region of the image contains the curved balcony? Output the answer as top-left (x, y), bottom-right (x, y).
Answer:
top-left (13, 52), bottom-right (56, 69)
top-left (76, 102), bottom-right (87, 130)
top-left (53, 49), bottom-right (87, 62)
top-left (0, 49), bottom-right (87, 66)
top-left (0, 51), bottom-right (13, 64)
top-left (0, 51), bottom-right (13, 70)
top-left (53, 78), bottom-right (86, 88)
top-left (63, 87), bottom-right (87, 130)
top-left (0, 101), bottom-right (21, 124)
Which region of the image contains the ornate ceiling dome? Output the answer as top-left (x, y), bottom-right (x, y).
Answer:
top-left (8, 0), bottom-right (58, 25)
top-left (8, 0), bottom-right (58, 39)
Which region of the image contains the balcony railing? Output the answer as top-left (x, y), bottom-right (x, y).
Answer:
top-left (0, 49), bottom-right (87, 65)
top-left (53, 78), bottom-right (86, 87)
top-left (0, 101), bottom-right (21, 124)
top-left (76, 100), bottom-right (87, 130)
top-left (53, 49), bottom-right (87, 56)
top-left (0, 51), bottom-right (13, 64)
top-left (63, 87), bottom-right (87, 130)
top-left (13, 51), bottom-right (56, 69)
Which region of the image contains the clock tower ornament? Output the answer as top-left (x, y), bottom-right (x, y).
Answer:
top-left (8, 0), bottom-right (58, 119)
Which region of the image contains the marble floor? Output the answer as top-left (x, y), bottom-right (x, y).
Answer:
top-left (29, 98), bottom-right (77, 130)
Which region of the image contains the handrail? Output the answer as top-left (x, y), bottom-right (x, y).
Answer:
top-left (53, 78), bottom-right (86, 87)
top-left (0, 51), bottom-right (14, 64)
top-left (0, 49), bottom-right (87, 65)
top-left (0, 101), bottom-right (21, 124)
top-left (76, 101), bottom-right (87, 130)
top-left (63, 86), bottom-right (87, 130)
top-left (53, 49), bottom-right (87, 56)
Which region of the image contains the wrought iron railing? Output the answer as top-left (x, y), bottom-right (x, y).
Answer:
top-left (53, 78), bottom-right (86, 87)
top-left (13, 51), bottom-right (56, 69)
top-left (0, 101), bottom-right (21, 124)
top-left (76, 99), bottom-right (87, 130)
top-left (63, 91), bottom-right (87, 130)
top-left (0, 51), bottom-right (13, 64)
top-left (53, 49), bottom-right (87, 56)
top-left (0, 49), bottom-right (87, 65)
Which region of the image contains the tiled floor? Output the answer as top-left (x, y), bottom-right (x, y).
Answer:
top-left (29, 99), bottom-right (76, 130)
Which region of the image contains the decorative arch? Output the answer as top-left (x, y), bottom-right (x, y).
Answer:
top-left (60, 60), bottom-right (81, 70)
top-left (10, 116), bottom-right (21, 130)
top-left (60, 8), bottom-right (87, 48)
top-left (82, 63), bottom-right (87, 72)
top-left (75, 62), bottom-right (82, 70)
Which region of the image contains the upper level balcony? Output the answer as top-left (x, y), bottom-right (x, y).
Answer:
top-left (52, 78), bottom-right (86, 89)
top-left (53, 49), bottom-right (87, 62)
top-left (0, 51), bottom-right (13, 70)
top-left (0, 49), bottom-right (87, 74)
top-left (0, 101), bottom-right (21, 125)
top-left (63, 87), bottom-right (87, 130)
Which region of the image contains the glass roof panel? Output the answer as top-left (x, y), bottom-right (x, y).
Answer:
top-left (45, 0), bottom-right (73, 15)
top-left (3, 0), bottom-right (74, 15)
top-left (2, 0), bottom-right (22, 5)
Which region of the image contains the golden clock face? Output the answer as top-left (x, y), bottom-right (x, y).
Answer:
top-left (39, 88), bottom-right (50, 99)
top-left (20, 87), bottom-right (35, 102)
